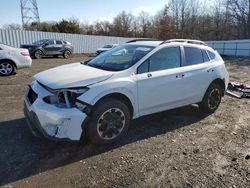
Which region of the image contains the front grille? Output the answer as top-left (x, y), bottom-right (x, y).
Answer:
top-left (28, 87), bottom-right (37, 105)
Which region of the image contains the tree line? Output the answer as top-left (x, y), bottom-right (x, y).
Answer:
top-left (2, 0), bottom-right (250, 41)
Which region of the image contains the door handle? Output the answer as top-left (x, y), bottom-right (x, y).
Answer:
top-left (147, 73), bottom-right (152, 78)
top-left (207, 69), bottom-right (214, 74)
top-left (176, 74), bottom-right (185, 79)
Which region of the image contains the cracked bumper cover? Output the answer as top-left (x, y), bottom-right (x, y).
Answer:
top-left (24, 82), bottom-right (88, 141)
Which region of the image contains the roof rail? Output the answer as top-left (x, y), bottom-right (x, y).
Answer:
top-left (126, 38), bottom-right (160, 43)
top-left (160, 39), bottom-right (207, 46)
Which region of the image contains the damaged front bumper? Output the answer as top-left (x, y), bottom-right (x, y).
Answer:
top-left (23, 81), bottom-right (88, 141)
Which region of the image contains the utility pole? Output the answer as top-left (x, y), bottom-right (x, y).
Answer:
top-left (20, 0), bottom-right (40, 30)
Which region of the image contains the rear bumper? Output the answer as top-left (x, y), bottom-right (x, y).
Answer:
top-left (23, 81), bottom-right (88, 141)
top-left (16, 59), bottom-right (32, 69)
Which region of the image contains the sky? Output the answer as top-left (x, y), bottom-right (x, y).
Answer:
top-left (0, 0), bottom-right (167, 27)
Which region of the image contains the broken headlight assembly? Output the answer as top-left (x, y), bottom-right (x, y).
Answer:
top-left (43, 87), bottom-right (89, 109)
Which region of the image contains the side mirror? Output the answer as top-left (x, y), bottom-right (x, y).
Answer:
top-left (81, 58), bottom-right (93, 65)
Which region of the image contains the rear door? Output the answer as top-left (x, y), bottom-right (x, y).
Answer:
top-left (181, 46), bottom-right (214, 102)
top-left (54, 40), bottom-right (64, 54)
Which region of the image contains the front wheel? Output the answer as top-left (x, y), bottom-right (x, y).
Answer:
top-left (0, 61), bottom-right (15, 76)
top-left (87, 99), bottom-right (131, 145)
top-left (199, 83), bottom-right (222, 113)
top-left (34, 50), bottom-right (43, 59)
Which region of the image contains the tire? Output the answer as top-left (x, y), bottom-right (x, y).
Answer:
top-left (87, 99), bottom-right (131, 145)
top-left (0, 61), bottom-right (15, 76)
top-left (199, 83), bottom-right (222, 113)
top-left (63, 50), bottom-right (71, 59)
top-left (34, 50), bottom-right (43, 59)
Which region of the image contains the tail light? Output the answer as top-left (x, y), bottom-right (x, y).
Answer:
top-left (20, 52), bottom-right (30, 56)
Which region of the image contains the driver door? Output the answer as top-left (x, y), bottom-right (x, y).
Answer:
top-left (136, 47), bottom-right (187, 116)
top-left (43, 40), bottom-right (55, 55)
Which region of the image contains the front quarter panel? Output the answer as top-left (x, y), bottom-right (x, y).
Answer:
top-left (77, 76), bottom-right (138, 118)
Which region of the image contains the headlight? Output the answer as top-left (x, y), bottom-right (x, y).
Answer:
top-left (43, 87), bottom-right (89, 108)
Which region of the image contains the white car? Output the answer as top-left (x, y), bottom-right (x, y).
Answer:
top-left (96, 44), bottom-right (119, 55)
top-left (24, 39), bottom-right (229, 144)
top-left (0, 43), bottom-right (32, 76)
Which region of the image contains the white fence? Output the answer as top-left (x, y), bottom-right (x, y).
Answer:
top-left (206, 40), bottom-right (250, 57)
top-left (0, 29), bottom-right (133, 53)
top-left (0, 29), bottom-right (249, 56)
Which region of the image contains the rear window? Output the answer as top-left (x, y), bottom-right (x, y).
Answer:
top-left (63, 41), bottom-right (71, 45)
top-left (184, 47), bottom-right (203, 65)
top-left (202, 50), bottom-right (210, 62)
top-left (48, 40), bottom-right (54, 45)
top-left (207, 51), bottom-right (216, 60)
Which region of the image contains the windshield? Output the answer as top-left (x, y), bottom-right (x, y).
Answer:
top-left (32, 39), bottom-right (48, 45)
top-left (88, 44), bottom-right (154, 71)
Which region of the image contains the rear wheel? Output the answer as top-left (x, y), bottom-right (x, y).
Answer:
top-left (0, 61), bottom-right (15, 76)
top-left (87, 99), bottom-right (131, 145)
top-left (63, 50), bottom-right (71, 59)
top-left (199, 83), bottom-right (222, 113)
top-left (34, 50), bottom-right (43, 59)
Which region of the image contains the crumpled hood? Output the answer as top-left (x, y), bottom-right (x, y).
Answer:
top-left (34, 63), bottom-right (113, 89)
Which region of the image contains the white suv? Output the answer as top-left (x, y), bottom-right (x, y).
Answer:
top-left (24, 39), bottom-right (229, 144)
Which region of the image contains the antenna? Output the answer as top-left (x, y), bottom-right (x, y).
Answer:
top-left (20, 0), bottom-right (40, 30)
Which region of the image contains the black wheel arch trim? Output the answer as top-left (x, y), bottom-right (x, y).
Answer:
top-left (0, 59), bottom-right (17, 68)
top-left (205, 78), bottom-right (226, 99)
top-left (211, 78), bottom-right (226, 92)
top-left (94, 93), bottom-right (134, 118)
top-left (64, 48), bottom-right (73, 53)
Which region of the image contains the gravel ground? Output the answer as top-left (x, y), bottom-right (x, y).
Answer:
top-left (0, 56), bottom-right (249, 188)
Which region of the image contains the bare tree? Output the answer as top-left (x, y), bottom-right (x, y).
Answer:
top-left (112, 11), bottom-right (134, 37)
top-left (227, 0), bottom-right (250, 38)
top-left (2, 24), bottom-right (22, 30)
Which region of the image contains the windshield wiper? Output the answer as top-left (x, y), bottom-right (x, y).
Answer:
top-left (87, 64), bottom-right (118, 71)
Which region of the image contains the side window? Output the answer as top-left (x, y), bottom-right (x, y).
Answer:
top-left (149, 47), bottom-right (181, 72)
top-left (207, 51), bottom-right (216, 60)
top-left (137, 59), bottom-right (149, 74)
top-left (202, 50), bottom-right (210, 62)
top-left (56, 40), bottom-right (62, 44)
top-left (184, 47), bottom-right (203, 65)
top-left (48, 40), bottom-right (54, 45)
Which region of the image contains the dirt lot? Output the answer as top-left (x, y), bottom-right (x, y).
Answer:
top-left (0, 55), bottom-right (249, 187)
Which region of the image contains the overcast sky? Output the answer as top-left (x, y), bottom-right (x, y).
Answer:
top-left (0, 0), bottom-right (167, 27)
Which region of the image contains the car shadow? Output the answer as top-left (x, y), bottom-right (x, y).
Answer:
top-left (0, 105), bottom-right (209, 185)
top-left (32, 56), bottom-right (63, 59)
